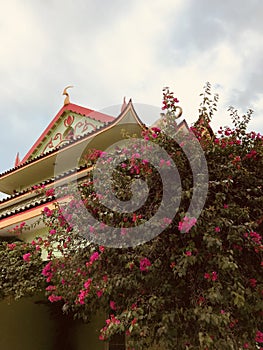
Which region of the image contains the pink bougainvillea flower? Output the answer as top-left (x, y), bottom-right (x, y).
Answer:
top-left (185, 251), bottom-right (192, 256)
top-left (84, 278), bottom-right (92, 289)
top-left (170, 262), bottom-right (176, 269)
top-left (249, 278), bottom-right (257, 288)
top-left (20, 222), bottom-right (26, 229)
top-left (46, 285), bottom-right (56, 291)
top-left (96, 290), bottom-right (103, 298)
top-left (77, 289), bottom-right (88, 305)
top-left (45, 188), bottom-right (55, 197)
top-left (110, 314), bottom-right (120, 325)
top-left (131, 318), bottom-right (137, 325)
top-left (89, 252), bottom-right (100, 263)
top-left (23, 253), bottom-right (31, 262)
top-left (7, 243), bottom-right (16, 250)
top-left (249, 231), bottom-right (262, 245)
top-left (42, 261), bottom-right (52, 276)
top-left (178, 216), bottom-right (197, 233)
top-left (214, 226), bottom-right (221, 232)
top-left (129, 262), bottom-right (134, 270)
top-left (139, 257), bottom-right (151, 271)
top-left (110, 300), bottom-right (117, 310)
top-left (211, 271), bottom-right (218, 281)
top-left (214, 138), bottom-right (220, 144)
top-left (204, 271), bottom-right (218, 281)
top-left (43, 207), bottom-right (53, 217)
top-left (255, 330), bottom-right (263, 343)
top-left (246, 149), bottom-right (257, 159)
top-left (49, 229), bottom-right (56, 235)
top-left (204, 273), bottom-right (210, 280)
top-left (151, 127), bottom-right (161, 133)
top-left (48, 294), bottom-right (63, 303)
top-left (198, 296), bottom-right (205, 305)
top-left (102, 275), bottom-right (108, 283)
top-left (131, 303), bottom-right (137, 310)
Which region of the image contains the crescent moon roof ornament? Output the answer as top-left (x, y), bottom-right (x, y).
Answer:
top-left (62, 85), bottom-right (74, 105)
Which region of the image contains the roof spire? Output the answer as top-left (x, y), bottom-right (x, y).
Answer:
top-left (62, 86), bottom-right (74, 105)
top-left (121, 96), bottom-right (127, 112)
top-left (14, 152), bottom-right (20, 167)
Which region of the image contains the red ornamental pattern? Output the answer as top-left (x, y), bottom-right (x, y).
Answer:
top-left (64, 115), bottom-right (74, 127)
top-left (74, 120), bottom-right (97, 137)
top-left (41, 118), bottom-right (97, 155)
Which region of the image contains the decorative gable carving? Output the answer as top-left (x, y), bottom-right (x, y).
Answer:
top-left (20, 103), bottom-right (115, 164)
top-left (34, 112), bottom-right (102, 158)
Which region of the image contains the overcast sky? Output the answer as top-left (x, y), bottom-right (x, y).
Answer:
top-left (0, 0), bottom-right (263, 176)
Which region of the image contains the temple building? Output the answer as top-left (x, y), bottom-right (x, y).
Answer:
top-left (0, 89), bottom-right (188, 350)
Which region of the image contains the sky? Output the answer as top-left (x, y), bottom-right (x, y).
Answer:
top-left (0, 0), bottom-right (263, 175)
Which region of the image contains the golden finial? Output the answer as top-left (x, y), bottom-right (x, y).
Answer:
top-left (62, 85), bottom-right (74, 105)
top-left (174, 106), bottom-right (183, 119)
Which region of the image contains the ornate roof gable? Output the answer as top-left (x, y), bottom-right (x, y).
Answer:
top-left (0, 99), bottom-right (145, 196)
top-left (21, 103), bottom-right (114, 163)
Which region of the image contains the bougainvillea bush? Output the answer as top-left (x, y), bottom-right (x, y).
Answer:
top-left (1, 85), bottom-right (262, 349)
top-left (0, 238), bottom-right (44, 300)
